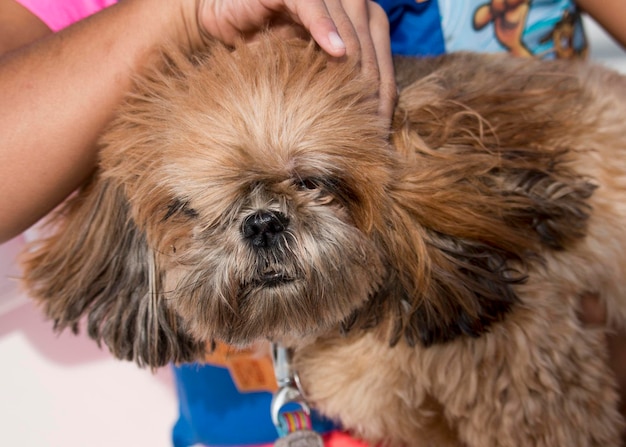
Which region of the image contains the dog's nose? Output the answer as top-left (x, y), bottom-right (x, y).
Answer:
top-left (241, 210), bottom-right (290, 249)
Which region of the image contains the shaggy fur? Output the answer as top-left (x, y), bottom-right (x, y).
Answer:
top-left (21, 34), bottom-right (626, 446)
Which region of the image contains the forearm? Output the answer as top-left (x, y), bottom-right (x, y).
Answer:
top-left (0, 0), bottom-right (198, 243)
top-left (576, 0), bottom-right (626, 49)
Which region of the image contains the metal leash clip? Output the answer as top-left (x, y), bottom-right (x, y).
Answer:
top-left (270, 344), bottom-right (311, 435)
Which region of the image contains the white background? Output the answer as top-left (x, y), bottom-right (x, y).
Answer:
top-left (0, 16), bottom-right (624, 447)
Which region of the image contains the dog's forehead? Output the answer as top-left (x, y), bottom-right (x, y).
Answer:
top-left (155, 41), bottom-right (389, 186)
top-left (101, 37), bottom-right (393, 219)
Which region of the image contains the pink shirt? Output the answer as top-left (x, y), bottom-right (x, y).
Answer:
top-left (15, 0), bottom-right (117, 32)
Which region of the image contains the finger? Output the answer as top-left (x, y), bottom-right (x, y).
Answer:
top-left (368, 2), bottom-right (396, 120)
top-left (337, 0), bottom-right (375, 72)
top-left (281, 0), bottom-right (349, 57)
top-left (340, 1), bottom-right (395, 121)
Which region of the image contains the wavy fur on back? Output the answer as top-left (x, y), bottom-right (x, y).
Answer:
top-left (21, 34), bottom-right (626, 445)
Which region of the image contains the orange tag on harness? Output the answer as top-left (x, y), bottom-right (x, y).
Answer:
top-left (204, 342), bottom-right (278, 393)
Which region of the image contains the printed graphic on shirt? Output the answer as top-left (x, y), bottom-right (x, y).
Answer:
top-left (438, 0), bottom-right (587, 59)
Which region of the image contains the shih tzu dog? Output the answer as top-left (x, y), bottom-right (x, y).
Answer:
top-left (21, 33), bottom-right (626, 446)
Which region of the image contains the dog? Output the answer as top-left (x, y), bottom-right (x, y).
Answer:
top-left (21, 33), bottom-right (626, 446)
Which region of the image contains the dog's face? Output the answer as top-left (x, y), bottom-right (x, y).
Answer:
top-left (22, 36), bottom-right (396, 364)
top-left (102, 38), bottom-right (394, 345)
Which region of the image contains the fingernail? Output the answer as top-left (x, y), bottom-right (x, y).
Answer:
top-left (328, 31), bottom-right (346, 51)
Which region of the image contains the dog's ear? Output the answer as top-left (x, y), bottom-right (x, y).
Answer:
top-left (385, 222), bottom-right (527, 348)
top-left (374, 62), bottom-right (597, 346)
top-left (377, 157), bottom-right (595, 347)
top-left (20, 175), bottom-right (204, 367)
top-left (353, 202), bottom-right (527, 348)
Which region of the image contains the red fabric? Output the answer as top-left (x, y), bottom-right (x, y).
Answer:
top-left (324, 431), bottom-right (369, 446)
top-left (255, 431), bottom-right (368, 447)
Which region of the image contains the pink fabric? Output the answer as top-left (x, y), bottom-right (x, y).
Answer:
top-left (15, 0), bottom-right (116, 32)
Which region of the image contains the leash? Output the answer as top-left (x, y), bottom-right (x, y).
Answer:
top-left (271, 344), bottom-right (324, 447)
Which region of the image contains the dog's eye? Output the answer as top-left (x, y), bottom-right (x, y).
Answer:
top-left (164, 199), bottom-right (198, 221)
top-left (295, 178), bottom-right (321, 191)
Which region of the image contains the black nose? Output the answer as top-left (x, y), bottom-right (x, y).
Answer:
top-left (241, 210), bottom-right (290, 249)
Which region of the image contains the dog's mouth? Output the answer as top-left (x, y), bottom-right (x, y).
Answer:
top-left (251, 270), bottom-right (295, 288)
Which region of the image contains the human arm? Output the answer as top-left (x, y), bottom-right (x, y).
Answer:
top-left (0, 0), bottom-right (394, 244)
top-left (576, 0), bottom-right (626, 49)
top-left (0, 0), bottom-right (200, 243)
top-left (0, 0), bottom-right (51, 54)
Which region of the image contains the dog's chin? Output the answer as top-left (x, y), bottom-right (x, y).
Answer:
top-left (227, 279), bottom-right (374, 345)
top-left (170, 245), bottom-right (386, 346)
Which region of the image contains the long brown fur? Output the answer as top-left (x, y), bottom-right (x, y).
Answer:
top-left (21, 33), bottom-right (626, 445)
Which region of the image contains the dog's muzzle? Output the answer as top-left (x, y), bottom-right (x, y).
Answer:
top-left (242, 210), bottom-right (290, 249)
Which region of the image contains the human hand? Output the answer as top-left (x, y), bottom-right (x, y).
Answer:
top-left (193, 0), bottom-right (396, 120)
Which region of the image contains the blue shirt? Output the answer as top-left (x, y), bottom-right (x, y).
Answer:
top-left (377, 0), bottom-right (586, 58)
